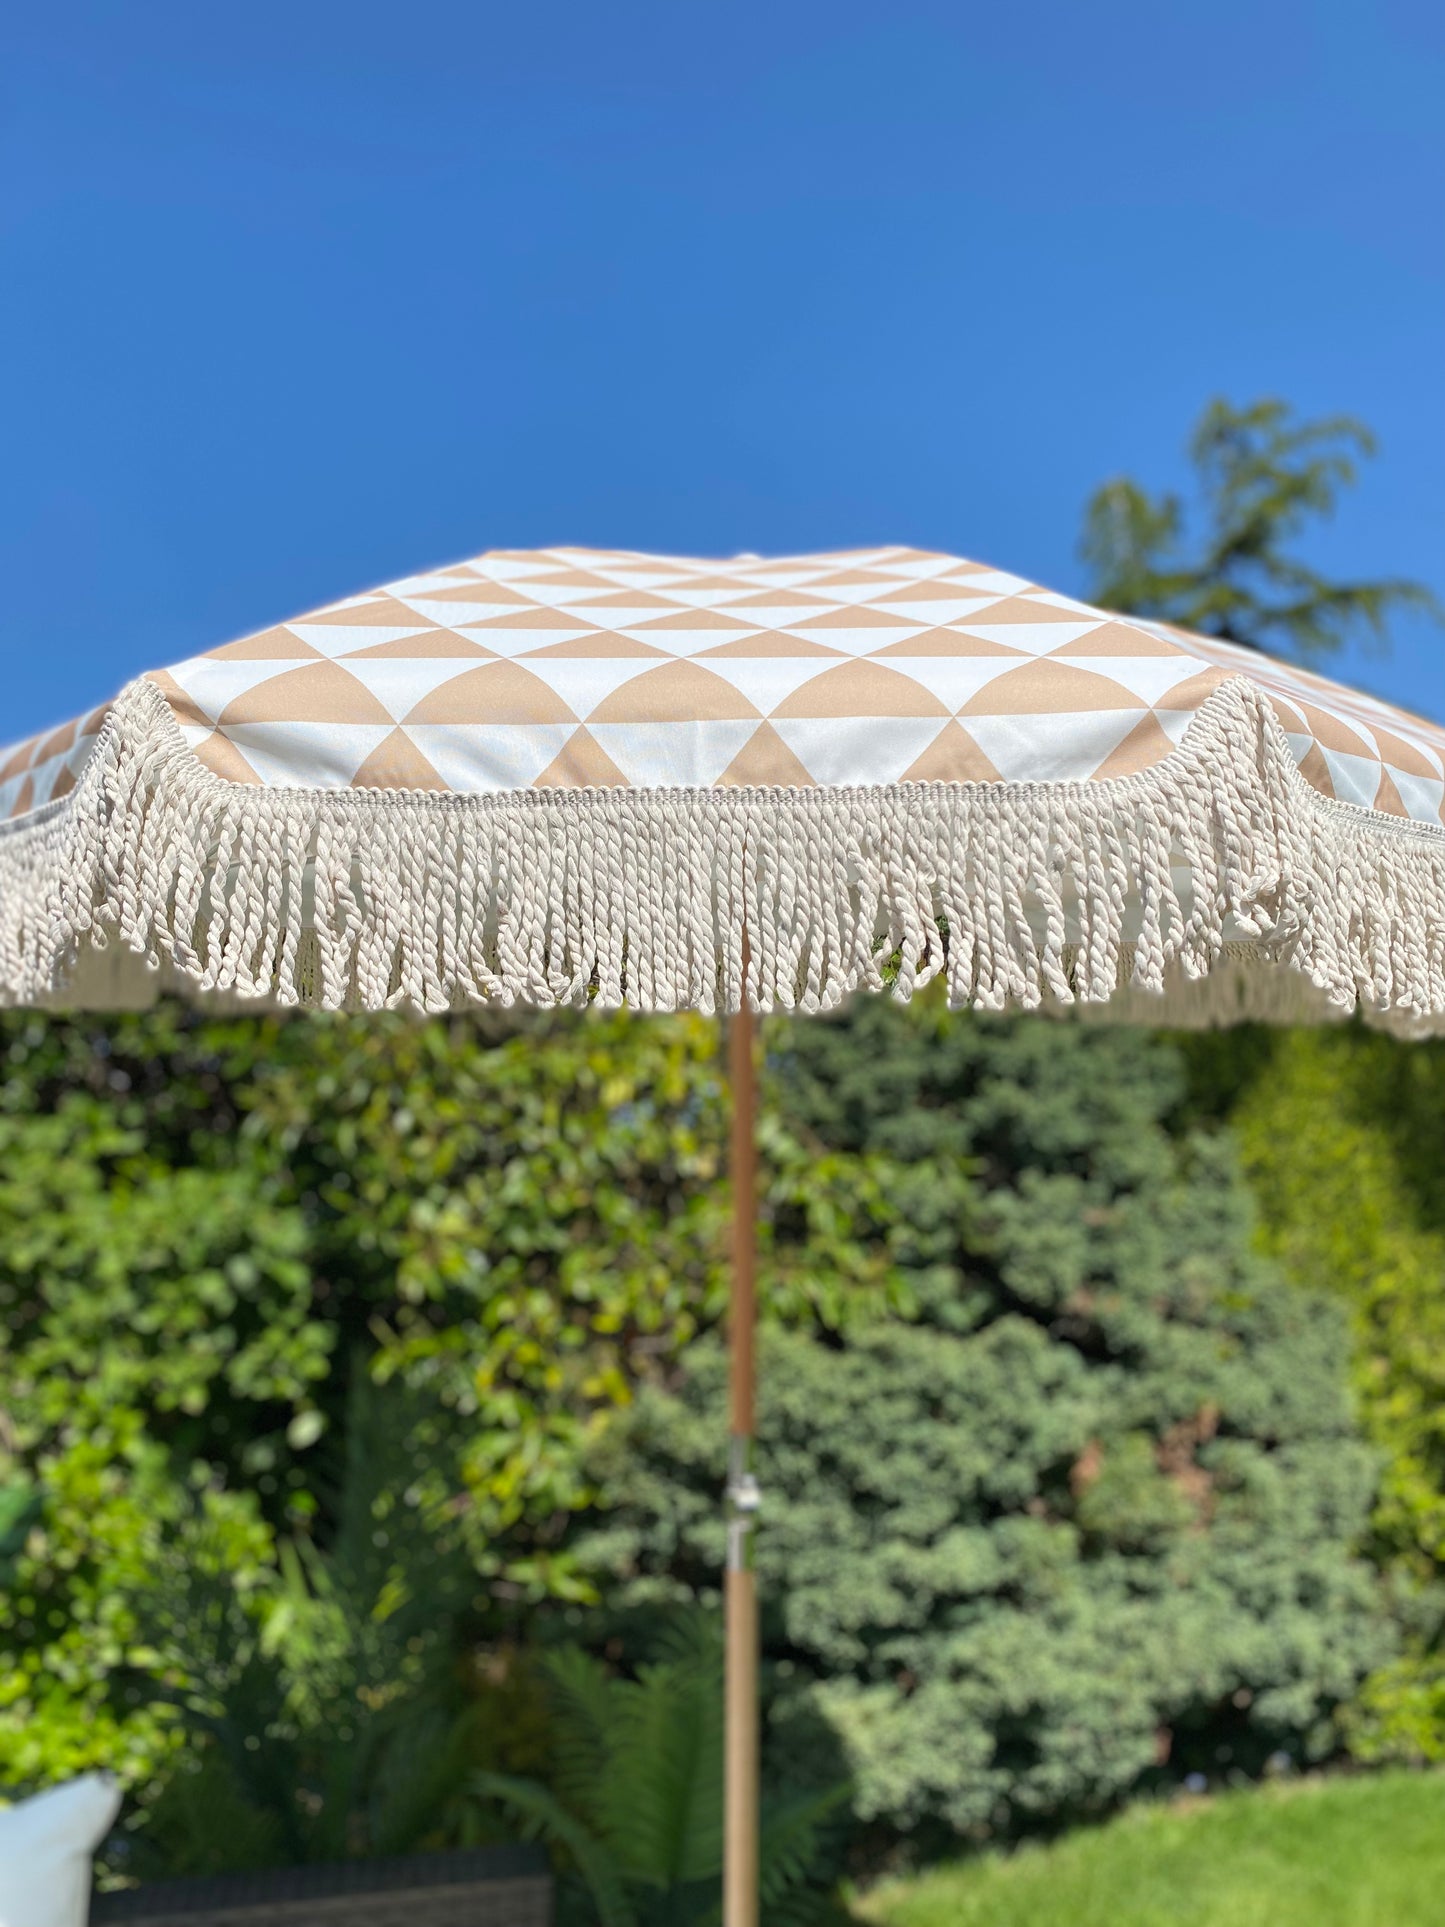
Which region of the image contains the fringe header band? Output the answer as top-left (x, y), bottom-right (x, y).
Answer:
top-left (4, 674), bottom-right (1445, 1032)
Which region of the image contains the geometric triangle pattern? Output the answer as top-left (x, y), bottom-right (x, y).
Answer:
top-left (4, 545), bottom-right (1445, 827)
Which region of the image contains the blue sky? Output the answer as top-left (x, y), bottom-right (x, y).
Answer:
top-left (3, 0), bottom-right (1442, 742)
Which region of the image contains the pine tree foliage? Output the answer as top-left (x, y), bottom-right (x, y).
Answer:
top-left (1081, 398), bottom-right (1439, 661)
top-left (580, 1004), bottom-right (1392, 1836)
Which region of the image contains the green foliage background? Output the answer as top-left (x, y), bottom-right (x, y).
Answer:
top-left (1179, 1025), bottom-right (1445, 1762)
top-left (0, 1002), bottom-right (896, 1809)
top-left (0, 996), bottom-right (1414, 1855)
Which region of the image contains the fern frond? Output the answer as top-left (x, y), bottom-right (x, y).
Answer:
top-left (757, 1782), bottom-right (852, 1910)
top-left (470, 1770), bottom-right (636, 1927)
top-left (539, 1645), bottom-right (621, 1833)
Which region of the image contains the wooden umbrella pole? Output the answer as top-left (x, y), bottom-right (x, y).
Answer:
top-left (724, 998), bottom-right (761, 1927)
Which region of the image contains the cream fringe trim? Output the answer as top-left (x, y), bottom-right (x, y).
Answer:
top-left (5, 673), bottom-right (1445, 1029)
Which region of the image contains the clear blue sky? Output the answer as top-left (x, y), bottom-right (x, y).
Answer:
top-left (4, 0), bottom-right (1442, 742)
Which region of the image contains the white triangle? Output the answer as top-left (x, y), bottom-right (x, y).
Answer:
top-left (221, 722), bottom-right (396, 789)
top-left (945, 570), bottom-right (1030, 595)
top-left (1320, 747), bottom-right (1386, 810)
top-left (385, 573), bottom-right (480, 595)
top-left (696, 658), bottom-right (852, 712)
top-left (615, 623), bottom-right (766, 659)
top-left (802, 580), bottom-right (907, 606)
top-left (873, 657), bottom-right (1027, 713)
top-left (1078, 658), bottom-right (1218, 706)
top-left (495, 580), bottom-right (638, 609)
top-left (872, 596), bottom-right (1008, 624)
top-left (469, 557), bottom-right (565, 581)
top-left (787, 624), bottom-right (930, 658)
top-left (398, 596), bottom-right (542, 625)
top-left (769, 717), bottom-right (949, 786)
top-left (953, 711), bottom-right (1143, 782)
top-left (166, 658), bottom-right (315, 725)
top-left (405, 722), bottom-right (578, 792)
top-left (628, 585), bottom-right (757, 610)
top-left (290, 623), bottom-right (437, 660)
top-left (330, 657), bottom-right (493, 721)
top-left (588, 720), bottom-right (758, 788)
top-left (866, 554), bottom-right (978, 580)
top-left (537, 600), bottom-right (686, 633)
top-left (454, 623), bottom-right (600, 657)
top-left (510, 657), bottom-right (659, 719)
top-left (1024, 590), bottom-right (1105, 616)
top-left (1157, 709), bottom-right (1204, 748)
top-left (1386, 767), bottom-right (1445, 824)
top-left (951, 621), bottom-right (1106, 657)
top-left (709, 602), bottom-right (844, 633)
top-left (732, 569), bottom-right (843, 591)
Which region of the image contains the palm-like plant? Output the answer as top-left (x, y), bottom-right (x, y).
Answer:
top-left (471, 1623), bottom-right (847, 1926)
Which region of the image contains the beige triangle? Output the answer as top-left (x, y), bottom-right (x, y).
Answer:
top-left (899, 721), bottom-right (1003, 783)
top-left (1296, 742), bottom-right (1335, 799)
top-left (1056, 620), bottom-right (1191, 658)
top-left (405, 661), bottom-right (576, 724)
top-left (1090, 713), bottom-right (1179, 780)
top-left (772, 659), bottom-right (950, 720)
top-left (191, 731), bottom-right (263, 785)
top-left (716, 723), bottom-right (817, 787)
top-left (1371, 725), bottom-right (1439, 780)
top-left (471, 607), bottom-right (608, 631)
top-left (205, 626), bottom-right (325, 661)
top-left (1296, 700), bottom-right (1373, 758)
top-left (0, 738), bottom-right (36, 783)
top-left (630, 608), bottom-right (760, 632)
top-left (521, 634), bottom-right (669, 658)
top-left (633, 574), bottom-right (754, 593)
top-left (521, 568), bottom-right (631, 590)
top-left (414, 581), bottom-right (539, 605)
top-left (340, 631), bottom-right (495, 658)
top-left (696, 635), bottom-right (845, 659)
top-left (794, 606), bottom-right (927, 631)
top-left (874, 627), bottom-right (1024, 658)
top-left (1372, 767), bottom-right (1409, 818)
top-left (37, 721), bottom-right (78, 762)
top-left (1154, 666), bottom-right (1233, 712)
top-left (302, 595), bottom-right (442, 628)
top-left (533, 728), bottom-right (632, 789)
top-left (805, 570), bottom-right (901, 589)
top-left (80, 703), bottom-right (112, 736)
top-left (565, 589), bottom-right (681, 612)
top-left (50, 764), bottom-right (78, 801)
top-left (352, 728), bottom-right (448, 791)
top-left (873, 581), bottom-right (998, 607)
top-left (219, 661), bottom-right (393, 725)
top-left (722, 589), bottom-right (839, 611)
top-left (589, 660), bottom-right (760, 724)
top-left (959, 661), bottom-right (1144, 716)
top-left (146, 668), bottom-right (211, 730)
top-left (952, 595), bottom-right (1089, 625)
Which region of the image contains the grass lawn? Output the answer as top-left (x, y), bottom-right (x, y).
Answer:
top-left (855, 1769), bottom-right (1445, 1927)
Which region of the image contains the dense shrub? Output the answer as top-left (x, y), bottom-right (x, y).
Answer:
top-left (580, 1004), bottom-right (1393, 1837)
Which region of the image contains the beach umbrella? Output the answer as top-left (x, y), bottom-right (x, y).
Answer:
top-left (6, 543), bottom-right (1445, 1924)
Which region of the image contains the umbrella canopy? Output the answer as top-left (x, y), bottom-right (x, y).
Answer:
top-left (4, 543), bottom-right (1444, 1028)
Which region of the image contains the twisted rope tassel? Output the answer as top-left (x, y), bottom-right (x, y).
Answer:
top-left (2, 672), bottom-right (1445, 1034)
